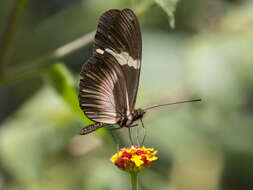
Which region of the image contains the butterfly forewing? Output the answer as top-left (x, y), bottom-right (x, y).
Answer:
top-left (93, 9), bottom-right (142, 114)
top-left (79, 8), bottom-right (142, 124)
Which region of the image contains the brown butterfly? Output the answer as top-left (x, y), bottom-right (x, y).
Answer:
top-left (78, 9), bottom-right (201, 136)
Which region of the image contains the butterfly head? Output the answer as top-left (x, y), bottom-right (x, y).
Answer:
top-left (119, 109), bottom-right (146, 128)
top-left (133, 108), bottom-right (146, 121)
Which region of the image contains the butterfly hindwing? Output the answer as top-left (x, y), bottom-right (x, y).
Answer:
top-left (79, 52), bottom-right (129, 123)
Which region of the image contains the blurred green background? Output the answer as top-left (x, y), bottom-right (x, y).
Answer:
top-left (0, 0), bottom-right (253, 189)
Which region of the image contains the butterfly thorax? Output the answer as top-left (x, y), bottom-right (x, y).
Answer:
top-left (118, 108), bottom-right (146, 128)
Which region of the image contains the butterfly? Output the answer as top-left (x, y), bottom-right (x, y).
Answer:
top-left (78, 8), bottom-right (201, 136)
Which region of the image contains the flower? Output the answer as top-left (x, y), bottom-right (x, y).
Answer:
top-left (110, 146), bottom-right (158, 172)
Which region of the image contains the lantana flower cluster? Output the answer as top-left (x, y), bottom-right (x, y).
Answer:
top-left (111, 146), bottom-right (158, 172)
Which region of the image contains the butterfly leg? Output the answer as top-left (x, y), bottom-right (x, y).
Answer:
top-left (128, 127), bottom-right (134, 146)
top-left (136, 123), bottom-right (140, 147)
top-left (140, 119), bottom-right (146, 146)
top-left (128, 124), bottom-right (140, 146)
top-left (110, 126), bottom-right (121, 152)
top-left (129, 124), bottom-right (138, 128)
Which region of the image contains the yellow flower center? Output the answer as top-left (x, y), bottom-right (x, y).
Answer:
top-left (131, 155), bottom-right (144, 167)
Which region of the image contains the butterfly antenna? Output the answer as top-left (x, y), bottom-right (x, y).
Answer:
top-left (136, 124), bottom-right (140, 147)
top-left (143, 98), bottom-right (201, 111)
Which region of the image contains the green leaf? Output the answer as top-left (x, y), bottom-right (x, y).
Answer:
top-left (154, 0), bottom-right (179, 28)
top-left (42, 62), bottom-right (90, 123)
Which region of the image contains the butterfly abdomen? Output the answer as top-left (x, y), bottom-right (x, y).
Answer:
top-left (80, 122), bottom-right (106, 135)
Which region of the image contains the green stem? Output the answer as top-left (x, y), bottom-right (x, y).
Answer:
top-left (130, 172), bottom-right (139, 190)
top-left (0, 31), bottom-right (95, 85)
top-left (0, 0), bottom-right (29, 78)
